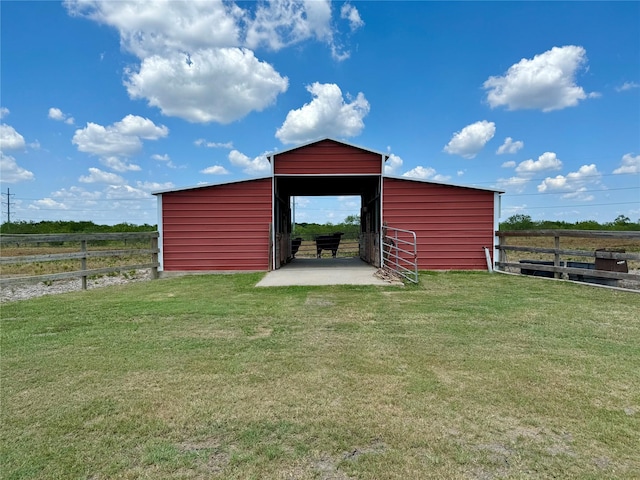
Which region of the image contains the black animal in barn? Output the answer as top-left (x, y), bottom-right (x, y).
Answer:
top-left (315, 232), bottom-right (344, 258)
top-left (291, 237), bottom-right (303, 258)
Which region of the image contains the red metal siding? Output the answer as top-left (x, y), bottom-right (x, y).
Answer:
top-left (161, 179), bottom-right (272, 271)
top-left (383, 178), bottom-right (495, 270)
top-left (274, 139), bottom-right (382, 175)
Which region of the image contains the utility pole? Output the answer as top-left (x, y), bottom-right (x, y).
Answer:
top-left (2, 188), bottom-right (15, 223)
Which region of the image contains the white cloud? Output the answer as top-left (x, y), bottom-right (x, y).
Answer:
top-left (402, 166), bottom-right (451, 182)
top-left (443, 120), bottom-right (495, 159)
top-left (501, 160), bottom-right (516, 168)
top-left (101, 156), bottom-right (142, 172)
top-left (151, 153), bottom-right (170, 162)
top-left (65, 0), bottom-right (242, 57)
top-left (384, 153), bottom-right (403, 174)
top-left (51, 186), bottom-right (102, 203)
top-left (515, 152), bottom-right (562, 175)
top-left (72, 115), bottom-right (168, 169)
top-left (341, 4), bottom-right (364, 31)
top-left (195, 139), bottom-right (234, 149)
top-left (67, 0), bottom-right (359, 60)
top-left (484, 45), bottom-right (594, 112)
top-left (245, 0), bottom-right (332, 51)
top-left (79, 167), bottom-right (127, 185)
top-left (228, 149), bottom-right (270, 175)
top-left (496, 176), bottom-right (529, 193)
top-left (48, 107), bottom-right (75, 125)
top-left (32, 198), bottom-right (69, 210)
top-left (537, 164), bottom-right (601, 200)
top-left (496, 137), bottom-right (523, 155)
top-left (0, 107), bottom-right (9, 119)
top-left (0, 152), bottom-right (34, 183)
top-left (104, 184), bottom-right (152, 199)
top-left (125, 48), bottom-right (288, 124)
top-left (613, 153), bottom-right (640, 174)
top-left (66, 1), bottom-right (361, 124)
top-left (151, 153), bottom-right (178, 169)
top-left (276, 83), bottom-right (370, 144)
top-left (48, 107), bottom-right (64, 120)
top-left (201, 165), bottom-right (230, 175)
top-left (0, 124), bottom-right (26, 151)
top-left (135, 181), bottom-right (174, 193)
top-left (338, 195), bottom-right (360, 210)
top-left (114, 114), bottom-right (169, 139)
top-left (616, 81), bottom-right (640, 92)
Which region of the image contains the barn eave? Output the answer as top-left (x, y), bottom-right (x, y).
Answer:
top-left (152, 176), bottom-right (272, 196)
top-left (383, 174), bottom-right (504, 194)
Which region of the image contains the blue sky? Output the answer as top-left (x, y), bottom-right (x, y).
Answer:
top-left (1, 1), bottom-right (638, 226)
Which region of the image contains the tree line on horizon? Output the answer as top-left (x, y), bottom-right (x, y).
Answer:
top-left (0, 214), bottom-right (638, 235)
top-left (498, 214), bottom-right (639, 231)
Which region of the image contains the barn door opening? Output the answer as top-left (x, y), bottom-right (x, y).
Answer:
top-left (289, 196), bottom-right (361, 259)
top-left (273, 174), bottom-right (383, 268)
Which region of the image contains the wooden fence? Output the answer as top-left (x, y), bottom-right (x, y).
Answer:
top-left (0, 232), bottom-right (159, 290)
top-left (495, 230), bottom-right (640, 286)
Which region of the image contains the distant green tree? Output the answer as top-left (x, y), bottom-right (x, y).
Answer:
top-left (500, 214), bottom-right (535, 230)
top-left (343, 214), bottom-right (360, 225)
top-left (0, 220), bottom-right (156, 235)
top-left (613, 214), bottom-right (630, 226)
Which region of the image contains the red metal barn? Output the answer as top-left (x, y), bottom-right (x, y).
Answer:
top-left (154, 138), bottom-right (502, 274)
top-left (156, 178), bottom-right (272, 271)
top-left (383, 177), bottom-right (499, 270)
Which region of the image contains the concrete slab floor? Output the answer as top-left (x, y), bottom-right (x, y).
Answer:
top-left (256, 257), bottom-right (403, 287)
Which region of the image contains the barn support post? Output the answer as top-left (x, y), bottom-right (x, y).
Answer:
top-left (493, 192), bottom-right (501, 272)
top-left (155, 194), bottom-right (164, 273)
top-left (269, 223), bottom-right (274, 271)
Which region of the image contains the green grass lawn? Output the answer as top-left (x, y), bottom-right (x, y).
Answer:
top-left (1, 272), bottom-right (639, 479)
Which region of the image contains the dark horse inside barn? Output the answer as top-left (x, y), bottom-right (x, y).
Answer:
top-left (315, 232), bottom-right (344, 258)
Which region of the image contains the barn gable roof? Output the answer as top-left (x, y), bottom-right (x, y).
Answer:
top-left (268, 137), bottom-right (389, 161)
top-left (152, 138), bottom-right (503, 196)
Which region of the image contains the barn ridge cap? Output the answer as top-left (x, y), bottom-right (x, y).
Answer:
top-left (268, 137), bottom-right (389, 161)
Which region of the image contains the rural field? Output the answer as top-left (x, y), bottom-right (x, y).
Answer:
top-left (1, 272), bottom-right (639, 479)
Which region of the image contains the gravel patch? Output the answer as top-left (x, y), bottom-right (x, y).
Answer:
top-left (1, 269), bottom-right (153, 303)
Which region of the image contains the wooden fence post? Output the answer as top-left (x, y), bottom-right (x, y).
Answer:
top-left (151, 235), bottom-right (159, 279)
top-left (81, 239), bottom-right (88, 290)
top-left (554, 235), bottom-right (561, 279)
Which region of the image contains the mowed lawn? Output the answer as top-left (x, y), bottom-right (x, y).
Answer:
top-left (1, 272), bottom-right (638, 480)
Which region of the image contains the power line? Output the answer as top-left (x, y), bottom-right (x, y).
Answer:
top-left (507, 201), bottom-right (639, 210)
top-left (467, 170), bottom-right (639, 186)
top-left (503, 186), bottom-right (640, 197)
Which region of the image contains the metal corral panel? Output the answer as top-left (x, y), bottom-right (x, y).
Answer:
top-left (161, 178), bottom-right (272, 271)
top-left (383, 178), bottom-right (495, 270)
top-left (274, 139), bottom-right (383, 175)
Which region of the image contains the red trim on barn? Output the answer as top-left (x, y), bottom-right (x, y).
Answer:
top-left (160, 178), bottom-right (272, 271)
top-left (383, 177), bottom-right (495, 270)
